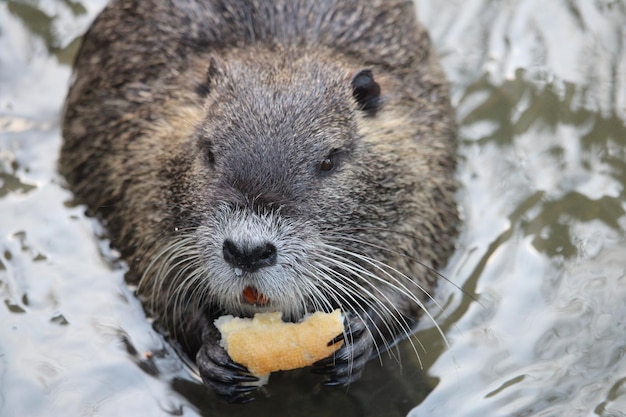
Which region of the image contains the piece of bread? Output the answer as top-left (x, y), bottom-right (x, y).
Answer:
top-left (215, 310), bottom-right (344, 382)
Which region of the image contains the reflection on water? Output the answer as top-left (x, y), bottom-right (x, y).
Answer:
top-left (413, 2), bottom-right (626, 416)
top-left (417, 73), bottom-right (626, 417)
top-left (1, 0), bottom-right (625, 416)
top-left (3, 0), bottom-right (86, 64)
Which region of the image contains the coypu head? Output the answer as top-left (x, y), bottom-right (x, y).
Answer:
top-left (137, 48), bottom-right (457, 344)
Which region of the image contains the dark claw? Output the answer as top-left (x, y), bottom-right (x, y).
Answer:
top-left (322, 379), bottom-right (344, 387)
top-left (328, 333), bottom-right (345, 346)
top-left (225, 361), bottom-right (251, 373)
top-left (230, 373), bottom-right (260, 383)
top-left (234, 384), bottom-right (261, 394)
top-left (313, 356), bottom-right (335, 367)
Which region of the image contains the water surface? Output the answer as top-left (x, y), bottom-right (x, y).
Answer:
top-left (1, 1), bottom-right (625, 416)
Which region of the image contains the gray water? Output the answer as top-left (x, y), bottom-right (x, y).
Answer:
top-left (1, 1), bottom-right (625, 416)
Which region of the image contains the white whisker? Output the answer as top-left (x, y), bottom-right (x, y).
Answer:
top-left (314, 250), bottom-right (422, 366)
top-left (321, 242), bottom-right (449, 352)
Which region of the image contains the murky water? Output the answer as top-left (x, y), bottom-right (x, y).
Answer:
top-left (1, 1), bottom-right (625, 416)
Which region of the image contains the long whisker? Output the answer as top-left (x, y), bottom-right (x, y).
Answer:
top-left (309, 261), bottom-right (391, 362)
top-left (325, 226), bottom-right (476, 304)
top-left (321, 243), bottom-right (449, 351)
top-left (314, 249), bottom-right (424, 366)
top-left (306, 263), bottom-right (395, 383)
top-left (137, 234), bottom-right (210, 337)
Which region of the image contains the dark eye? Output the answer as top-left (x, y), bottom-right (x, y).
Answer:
top-left (319, 156), bottom-right (335, 172)
top-left (318, 150), bottom-right (341, 174)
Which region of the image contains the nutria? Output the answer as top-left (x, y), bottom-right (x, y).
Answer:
top-left (61, 0), bottom-right (458, 403)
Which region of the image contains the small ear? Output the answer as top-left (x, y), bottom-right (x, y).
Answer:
top-left (195, 56), bottom-right (223, 97)
top-left (351, 69), bottom-right (381, 113)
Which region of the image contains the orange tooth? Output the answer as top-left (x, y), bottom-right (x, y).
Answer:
top-left (242, 286), bottom-right (268, 305)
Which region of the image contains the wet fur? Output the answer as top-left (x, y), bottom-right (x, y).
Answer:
top-left (61, 0), bottom-right (458, 403)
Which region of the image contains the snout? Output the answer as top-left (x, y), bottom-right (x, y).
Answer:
top-left (222, 239), bottom-right (278, 273)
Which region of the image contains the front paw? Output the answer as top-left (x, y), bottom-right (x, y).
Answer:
top-left (312, 312), bottom-right (374, 386)
top-left (196, 341), bottom-right (260, 403)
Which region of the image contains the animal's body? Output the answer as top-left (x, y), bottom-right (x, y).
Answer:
top-left (61, 0), bottom-right (458, 402)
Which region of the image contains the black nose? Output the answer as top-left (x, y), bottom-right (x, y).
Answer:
top-left (222, 239), bottom-right (278, 273)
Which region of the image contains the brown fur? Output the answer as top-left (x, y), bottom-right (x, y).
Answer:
top-left (61, 0), bottom-right (458, 402)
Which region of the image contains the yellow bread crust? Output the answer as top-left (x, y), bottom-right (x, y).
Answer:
top-left (215, 310), bottom-right (344, 377)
